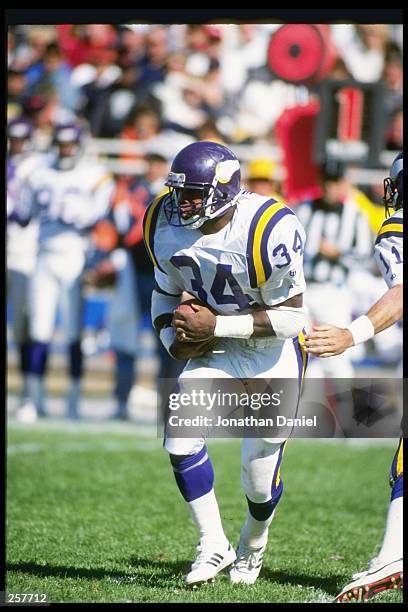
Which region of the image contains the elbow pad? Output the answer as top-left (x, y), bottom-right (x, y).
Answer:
top-left (151, 289), bottom-right (180, 326)
top-left (265, 306), bottom-right (307, 339)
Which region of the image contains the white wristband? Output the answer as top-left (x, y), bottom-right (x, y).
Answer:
top-left (347, 315), bottom-right (375, 346)
top-left (159, 326), bottom-right (176, 355)
top-left (214, 314), bottom-right (254, 339)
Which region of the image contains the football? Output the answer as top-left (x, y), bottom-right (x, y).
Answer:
top-left (174, 295), bottom-right (218, 353)
top-left (176, 293), bottom-right (218, 315)
top-left (177, 300), bottom-right (199, 314)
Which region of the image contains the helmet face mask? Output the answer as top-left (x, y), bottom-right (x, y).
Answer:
top-left (167, 183), bottom-right (212, 229)
top-left (383, 152), bottom-right (403, 216)
top-left (164, 141), bottom-right (241, 229)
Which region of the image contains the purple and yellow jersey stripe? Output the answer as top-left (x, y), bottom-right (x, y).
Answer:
top-left (274, 440), bottom-right (287, 490)
top-left (142, 194), bottom-right (166, 273)
top-left (390, 437), bottom-right (403, 484)
top-left (293, 329), bottom-right (308, 388)
top-left (246, 199), bottom-right (295, 288)
top-left (91, 173), bottom-right (113, 193)
top-left (375, 216), bottom-right (403, 245)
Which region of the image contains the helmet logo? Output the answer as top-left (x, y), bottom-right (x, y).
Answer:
top-left (215, 160), bottom-right (240, 184)
top-left (391, 157), bottom-right (403, 180)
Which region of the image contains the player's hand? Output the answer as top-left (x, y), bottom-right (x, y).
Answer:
top-left (303, 325), bottom-right (354, 357)
top-left (172, 303), bottom-right (217, 343)
top-left (169, 336), bottom-right (217, 360)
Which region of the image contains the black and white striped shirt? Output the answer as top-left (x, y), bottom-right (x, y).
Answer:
top-left (296, 195), bottom-right (374, 285)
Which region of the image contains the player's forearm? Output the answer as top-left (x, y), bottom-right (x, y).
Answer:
top-left (347, 284), bottom-right (402, 346)
top-left (366, 284), bottom-right (403, 334)
top-left (251, 311), bottom-right (274, 337)
top-left (214, 305), bottom-right (307, 340)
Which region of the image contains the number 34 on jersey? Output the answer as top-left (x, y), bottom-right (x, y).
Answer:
top-left (143, 191), bottom-right (307, 314)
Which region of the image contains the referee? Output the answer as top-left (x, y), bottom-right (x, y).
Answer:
top-left (297, 160), bottom-right (377, 377)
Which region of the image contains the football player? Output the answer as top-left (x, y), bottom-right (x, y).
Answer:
top-left (7, 118), bottom-right (42, 417)
top-left (304, 152), bottom-right (403, 602)
top-left (12, 122), bottom-right (115, 420)
top-left (143, 141), bottom-right (308, 585)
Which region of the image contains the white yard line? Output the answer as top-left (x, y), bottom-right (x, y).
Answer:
top-left (7, 439), bottom-right (161, 454)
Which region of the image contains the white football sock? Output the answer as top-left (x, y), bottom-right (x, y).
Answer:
top-left (188, 489), bottom-right (228, 545)
top-left (374, 496), bottom-right (403, 565)
top-left (240, 509), bottom-right (275, 548)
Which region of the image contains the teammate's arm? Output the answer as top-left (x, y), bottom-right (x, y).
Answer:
top-left (304, 284), bottom-right (402, 358)
top-left (305, 206), bottom-right (403, 357)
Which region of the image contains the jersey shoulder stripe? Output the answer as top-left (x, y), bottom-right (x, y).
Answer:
top-left (375, 217), bottom-right (403, 245)
top-left (246, 198), bottom-right (295, 288)
top-left (142, 194), bottom-right (166, 272)
top-left (91, 173), bottom-right (113, 193)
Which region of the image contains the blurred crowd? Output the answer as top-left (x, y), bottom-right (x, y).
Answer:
top-left (8, 24), bottom-right (403, 148)
top-left (6, 23), bottom-right (403, 422)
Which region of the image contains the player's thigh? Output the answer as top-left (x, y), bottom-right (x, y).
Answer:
top-left (29, 256), bottom-right (60, 342)
top-left (164, 355), bottom-right (236, 456)
top-left (180, 347), bottom-right (237, 380)
top-left (60, 274), bottom-right (83, 343)
top-left (252, 337), bottom-right (305, 381)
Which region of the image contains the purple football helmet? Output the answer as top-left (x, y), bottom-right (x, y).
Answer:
top-left (164, 140), bottom-right (241, 229)
top-left (52, 122), bottom-right (84, 170)
top-left (383, 151), bottom-right (403, 215)
top-left (7, 117), bottom-right (33, 140)
top-left (7, 117), bottom-right (33, 156)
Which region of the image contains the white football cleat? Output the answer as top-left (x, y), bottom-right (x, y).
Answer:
top-left (229, 541), bottom-right (266, 584)
top-left (185, 539), bottom-right (236, 585)
top-left (15, 401), bottom-right (38, 424)
top-left (335, 558), bottom-right (403, 602)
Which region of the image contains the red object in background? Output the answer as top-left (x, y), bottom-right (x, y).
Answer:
top-left (336, 87), bottom-right (364, 142)
top-left (275, 100), bottom-right (323, 205)
top-left (56, 24), bottom-right (118, 67)
top-left (315, 25), bottom-right (337, 82)
top-left (267, 24), bottom-right (337, 85)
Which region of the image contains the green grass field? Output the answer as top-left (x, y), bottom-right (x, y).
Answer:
top-left (6, 423), bottom-right (403, 604)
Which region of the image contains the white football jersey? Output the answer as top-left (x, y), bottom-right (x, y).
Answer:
top-left (7, 152), bottom-right (42, 274)
top-left (14, 153), bottom-right (115, 255)
top-left (373, 209), bottom-right (403, 288)
top-left (144, 190), bottom-right (306, 314)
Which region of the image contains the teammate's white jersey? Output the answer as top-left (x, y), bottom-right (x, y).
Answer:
top-left (14, 153), bottom-right (115, 256)
top-left (7, 152), bottom-right (43, 275)
top-left (144, 190), bottom-right (306, 314)
top-left (373, 209), bottom-right (403, 289)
